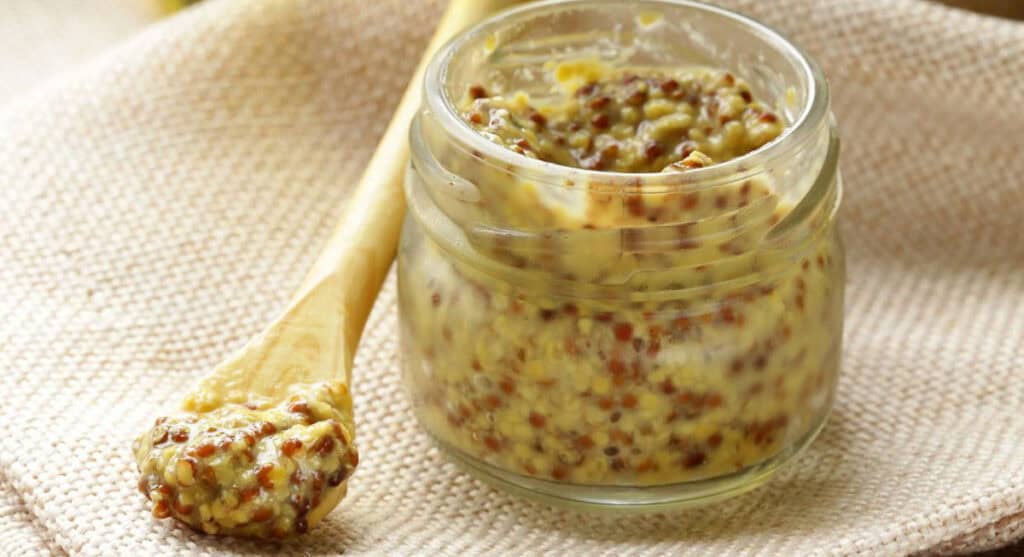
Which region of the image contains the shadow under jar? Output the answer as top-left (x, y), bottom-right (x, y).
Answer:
top-left (398, 0), bottom-right (843, 510)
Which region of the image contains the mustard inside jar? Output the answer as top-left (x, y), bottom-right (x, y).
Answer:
top-left (399, 0), bottom-right (843, 509)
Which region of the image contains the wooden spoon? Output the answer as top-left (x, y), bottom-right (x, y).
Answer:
top-left (132, 0), bottom-right (526, 538)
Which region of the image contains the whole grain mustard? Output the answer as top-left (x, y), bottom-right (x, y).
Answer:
top-left (133, 382), bottom-right (357, 537)
top-left (400, 61), bottom-right (842, 486)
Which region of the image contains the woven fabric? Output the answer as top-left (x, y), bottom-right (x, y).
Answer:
top-left (0, 0), bottom-right (1022, 555)
top-left (0, 0), bottom-right (156, 107)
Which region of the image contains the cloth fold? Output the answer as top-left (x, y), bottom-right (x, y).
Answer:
top-left (0, 0), bottom-right (1021, 555)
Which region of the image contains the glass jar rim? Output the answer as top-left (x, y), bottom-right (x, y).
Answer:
top-left (423, 0), bottom-right (831, 189)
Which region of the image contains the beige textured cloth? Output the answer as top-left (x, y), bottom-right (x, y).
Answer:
top-left (0, 0), bottom-right (156, 107)
top-left (0, 0), bottom-right (1022, 555)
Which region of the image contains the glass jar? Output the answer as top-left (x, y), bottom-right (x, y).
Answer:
top-left (398, 0), bottom-right (843, 510)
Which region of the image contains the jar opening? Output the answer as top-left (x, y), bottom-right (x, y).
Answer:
top-left (424, 0), bottom-right (830, 191)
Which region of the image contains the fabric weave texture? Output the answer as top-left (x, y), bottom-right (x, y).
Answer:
top-left (0, 0), bottom-right (1021, 555)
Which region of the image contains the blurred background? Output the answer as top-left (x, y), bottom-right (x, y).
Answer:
top-left (0, 0), bottom-right (1021, 108)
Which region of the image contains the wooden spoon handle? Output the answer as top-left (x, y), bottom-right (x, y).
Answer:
top-left (293, 0), bottom-right (525, 378)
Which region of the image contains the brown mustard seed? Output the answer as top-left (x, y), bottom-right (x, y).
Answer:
top-left (170, 428), bottom-right (189, 443)
top-left (468, 85), bottom-right (487, 99)
top-left (589, 96), bottom-right (612, 110)
top-left (621, 393), bottom-right (638, 408)
top-left (551, 466), bottom-right (569, 480)
top-left (282, 438), bottom-right (303, 457)
top-left (240, 486), bottom-right (260, 503)
top-left (192, 443), bottom-right (216, 458)
top-left (708, 433), bottom-right (724, 448)
top-left (684, 451), bottom-right (707, 468)
top-left (252, 507), bottom-right (274, 523)
top-left (625, 195), bottom-right (645, 217)
top-left (484, 395), bottom-right (502, 409)
top-left (644, 141), bottom-right (664, 161)
top-left (313, 436), bottom-right (335, 456)
top-left (152, 500), bottom-right (171, 519)
top-left (613, 322), bottom-right (634, 341)
top-left (256, 464), bottom-right (275, 489)
top-left (608, 358), bottom-right (626, 375)
top-left (576, 82), bottom-right (598, 97)
top-left (706, 393), bottom-right (723, 408)
top-left (625, 89), bottom-right (647, 106)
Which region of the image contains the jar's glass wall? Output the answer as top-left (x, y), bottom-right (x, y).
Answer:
top-left (399, 0), bottom-right (843, 508)
top-left (399, 177), bottom-right (843, 490)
